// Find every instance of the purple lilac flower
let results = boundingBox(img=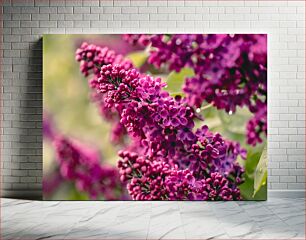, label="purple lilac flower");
[117,150,241,200]
[123,34,151,47]
[247,100,267,146]
[96,63,197,158]
[117,150,171,200]
[189,125,246,185]
[76,42,247,200]
[123,34,198,72]
[92,63,197,159]
[124,34,267,146]
[75,42,135,145]
[75,42,133,77]
[166,171,241,201]
[54,136,127,200]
